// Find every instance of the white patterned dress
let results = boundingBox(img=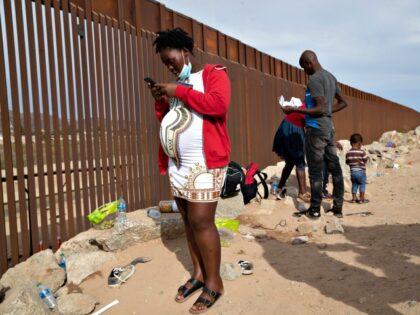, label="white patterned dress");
[159,70,226,202]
